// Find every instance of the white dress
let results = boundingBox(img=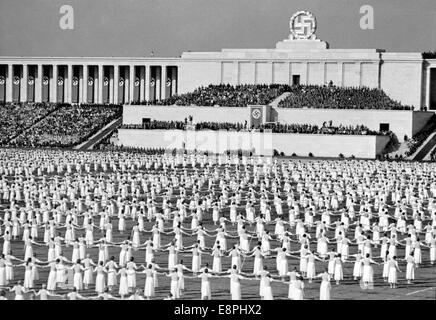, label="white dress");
[95,268,106,293]
[319,276,331,300]
[118,272,129,296]
[144,273,155,297]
